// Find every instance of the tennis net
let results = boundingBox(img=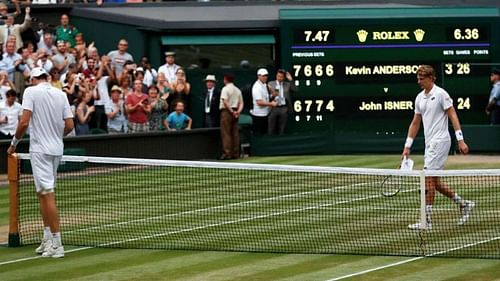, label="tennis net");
[7,153,500,258]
